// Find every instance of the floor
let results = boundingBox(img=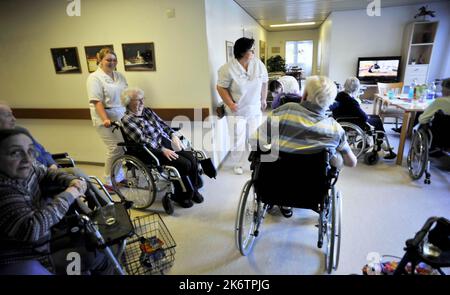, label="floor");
[77,116,450,275]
